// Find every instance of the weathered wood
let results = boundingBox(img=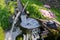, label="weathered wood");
[53,20,60,26]
[37,19,60,26]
